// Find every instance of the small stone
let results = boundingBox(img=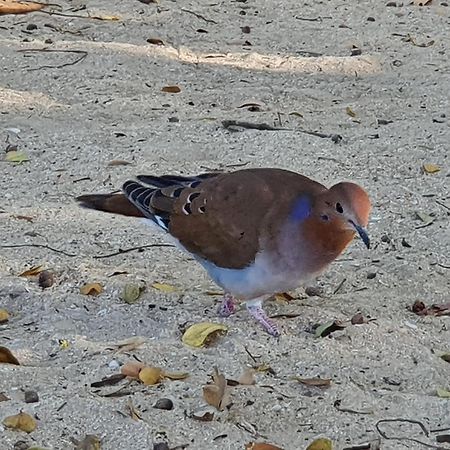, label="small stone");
[24,390,39,403]
[44,38,53,44]
[153,444,170,450]
[240,26,251,33]
[26,24,38,30]
[367,17,375,21]
[13,441,29,450]
[381,234,391,243]
[38,270,55,289]
[153,398,174,410]
[108,360,120,371]
[168,117,179,123]
[366,272,377,279]
[305,286,322,297]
